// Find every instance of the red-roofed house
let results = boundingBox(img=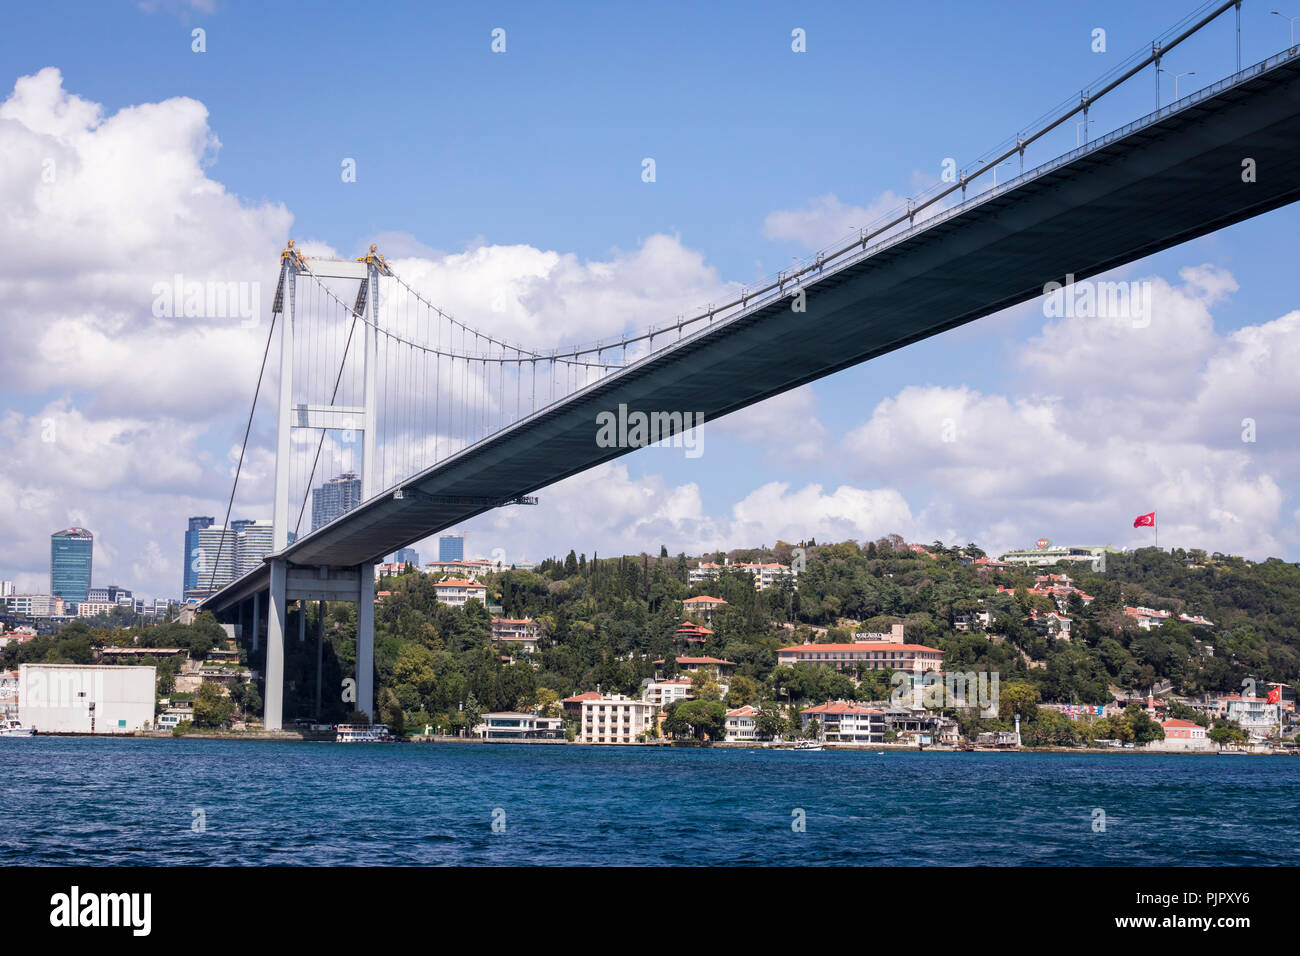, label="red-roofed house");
[561,691,602,716]
[724,705,760,742]
[682,595,728,621]
[800,701,885,743]
[674,621,713,644]
[434,578,487,607]
[673,655,735,674]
